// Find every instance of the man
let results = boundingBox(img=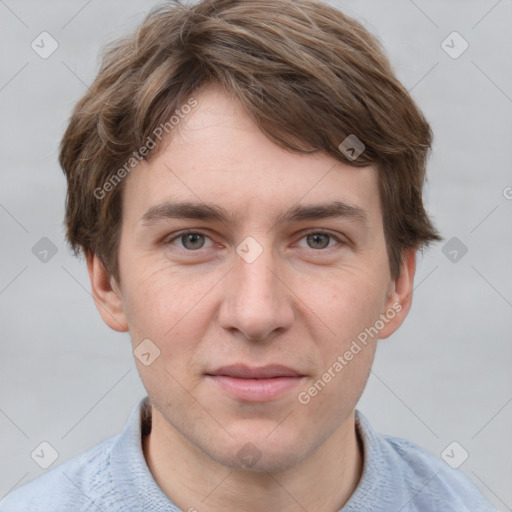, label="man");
[0,0,496,510]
